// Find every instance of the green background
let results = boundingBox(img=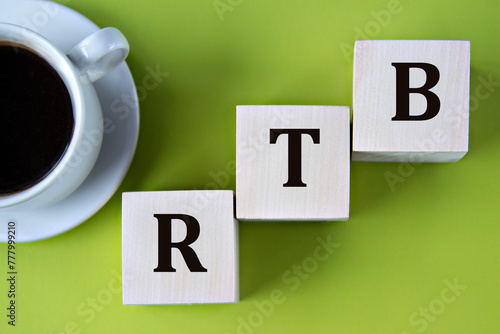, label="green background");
[2,0,500,333]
